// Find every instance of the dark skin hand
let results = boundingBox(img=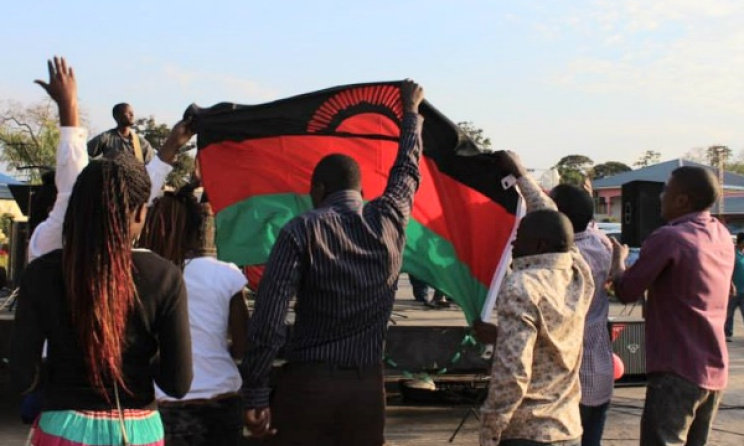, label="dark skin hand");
[473,319,498,344]
[35,56,78,127]
[158,118,194,165]
[401,78,424,114]
[245,407,276,438]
